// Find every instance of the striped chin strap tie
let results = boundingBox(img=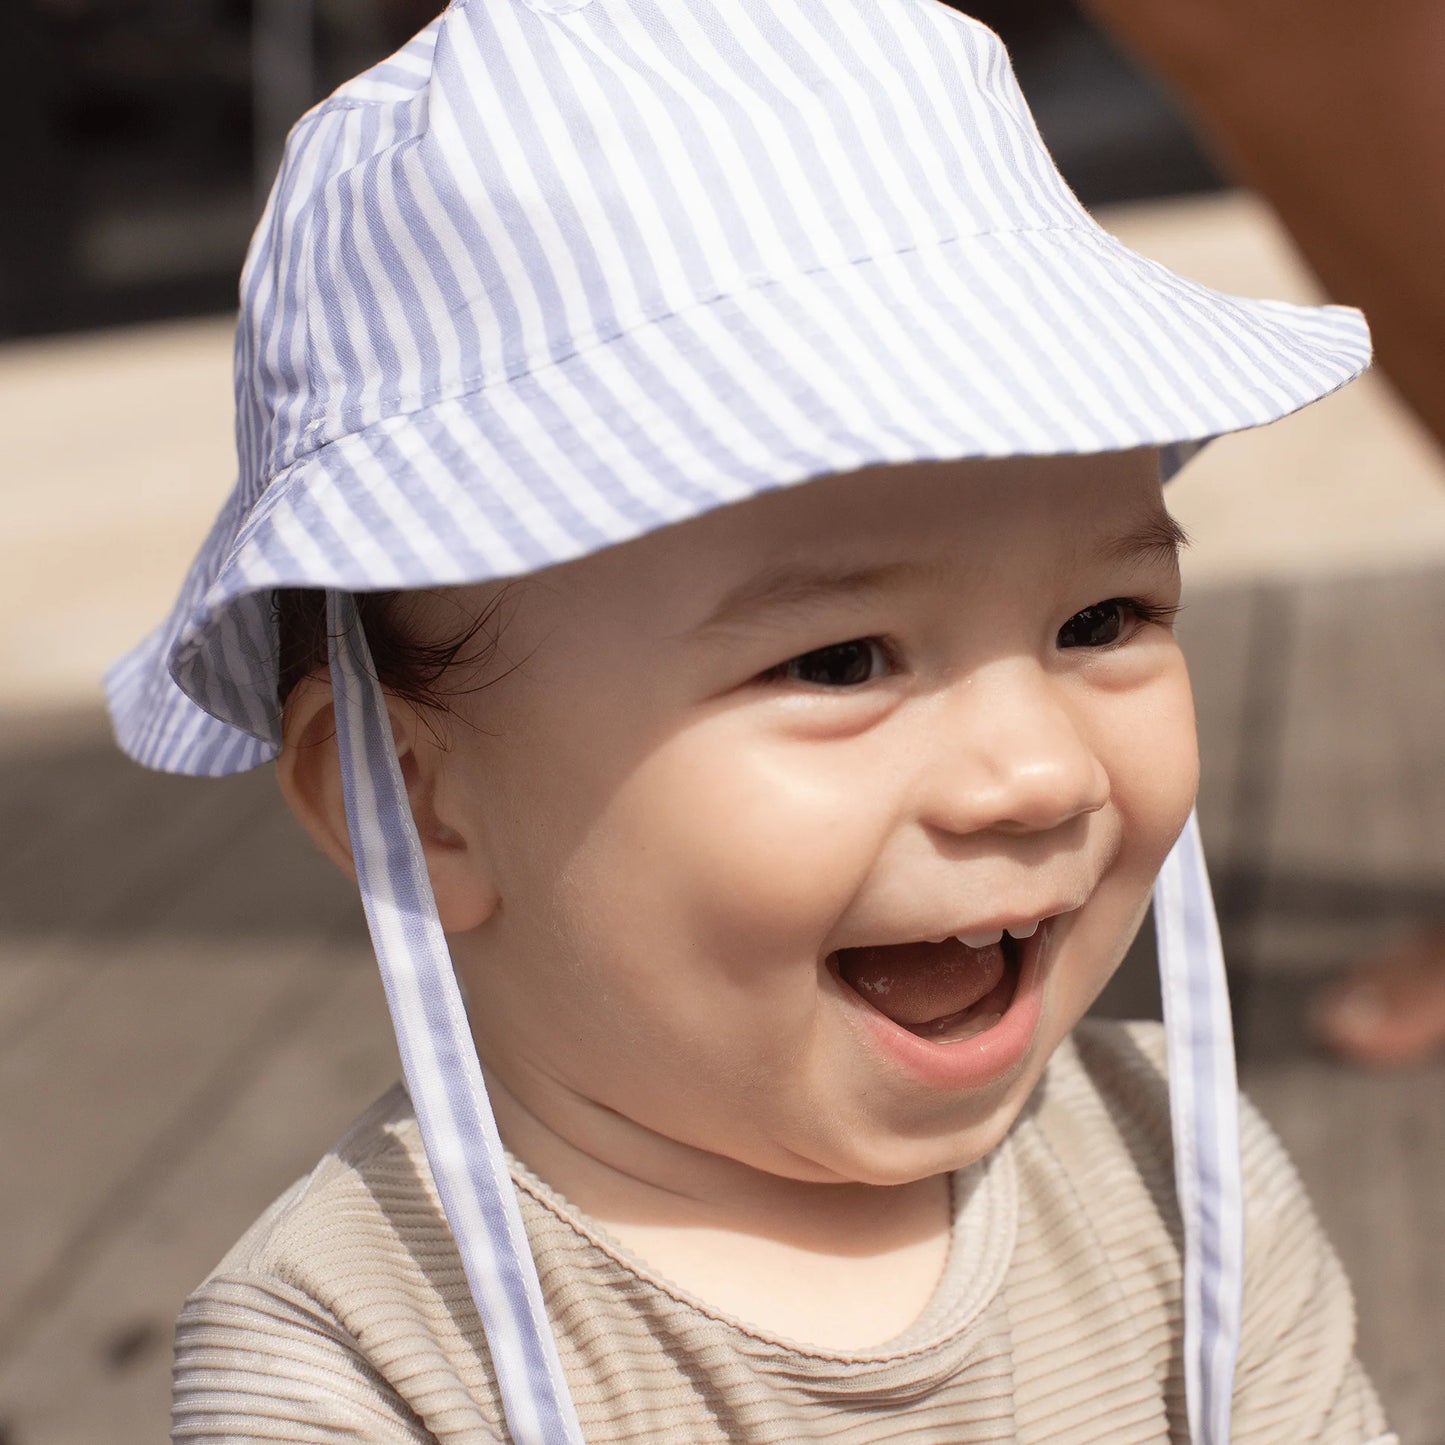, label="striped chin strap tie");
[326,588,1244,1445]
[1153,809,1245,1444]
[327,591,586,1445]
